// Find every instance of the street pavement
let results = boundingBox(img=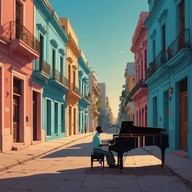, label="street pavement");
[0,127,191,192]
